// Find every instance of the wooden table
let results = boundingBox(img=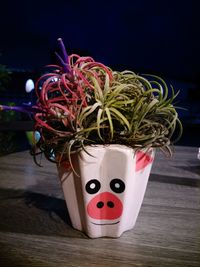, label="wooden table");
[0,146,199,267]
